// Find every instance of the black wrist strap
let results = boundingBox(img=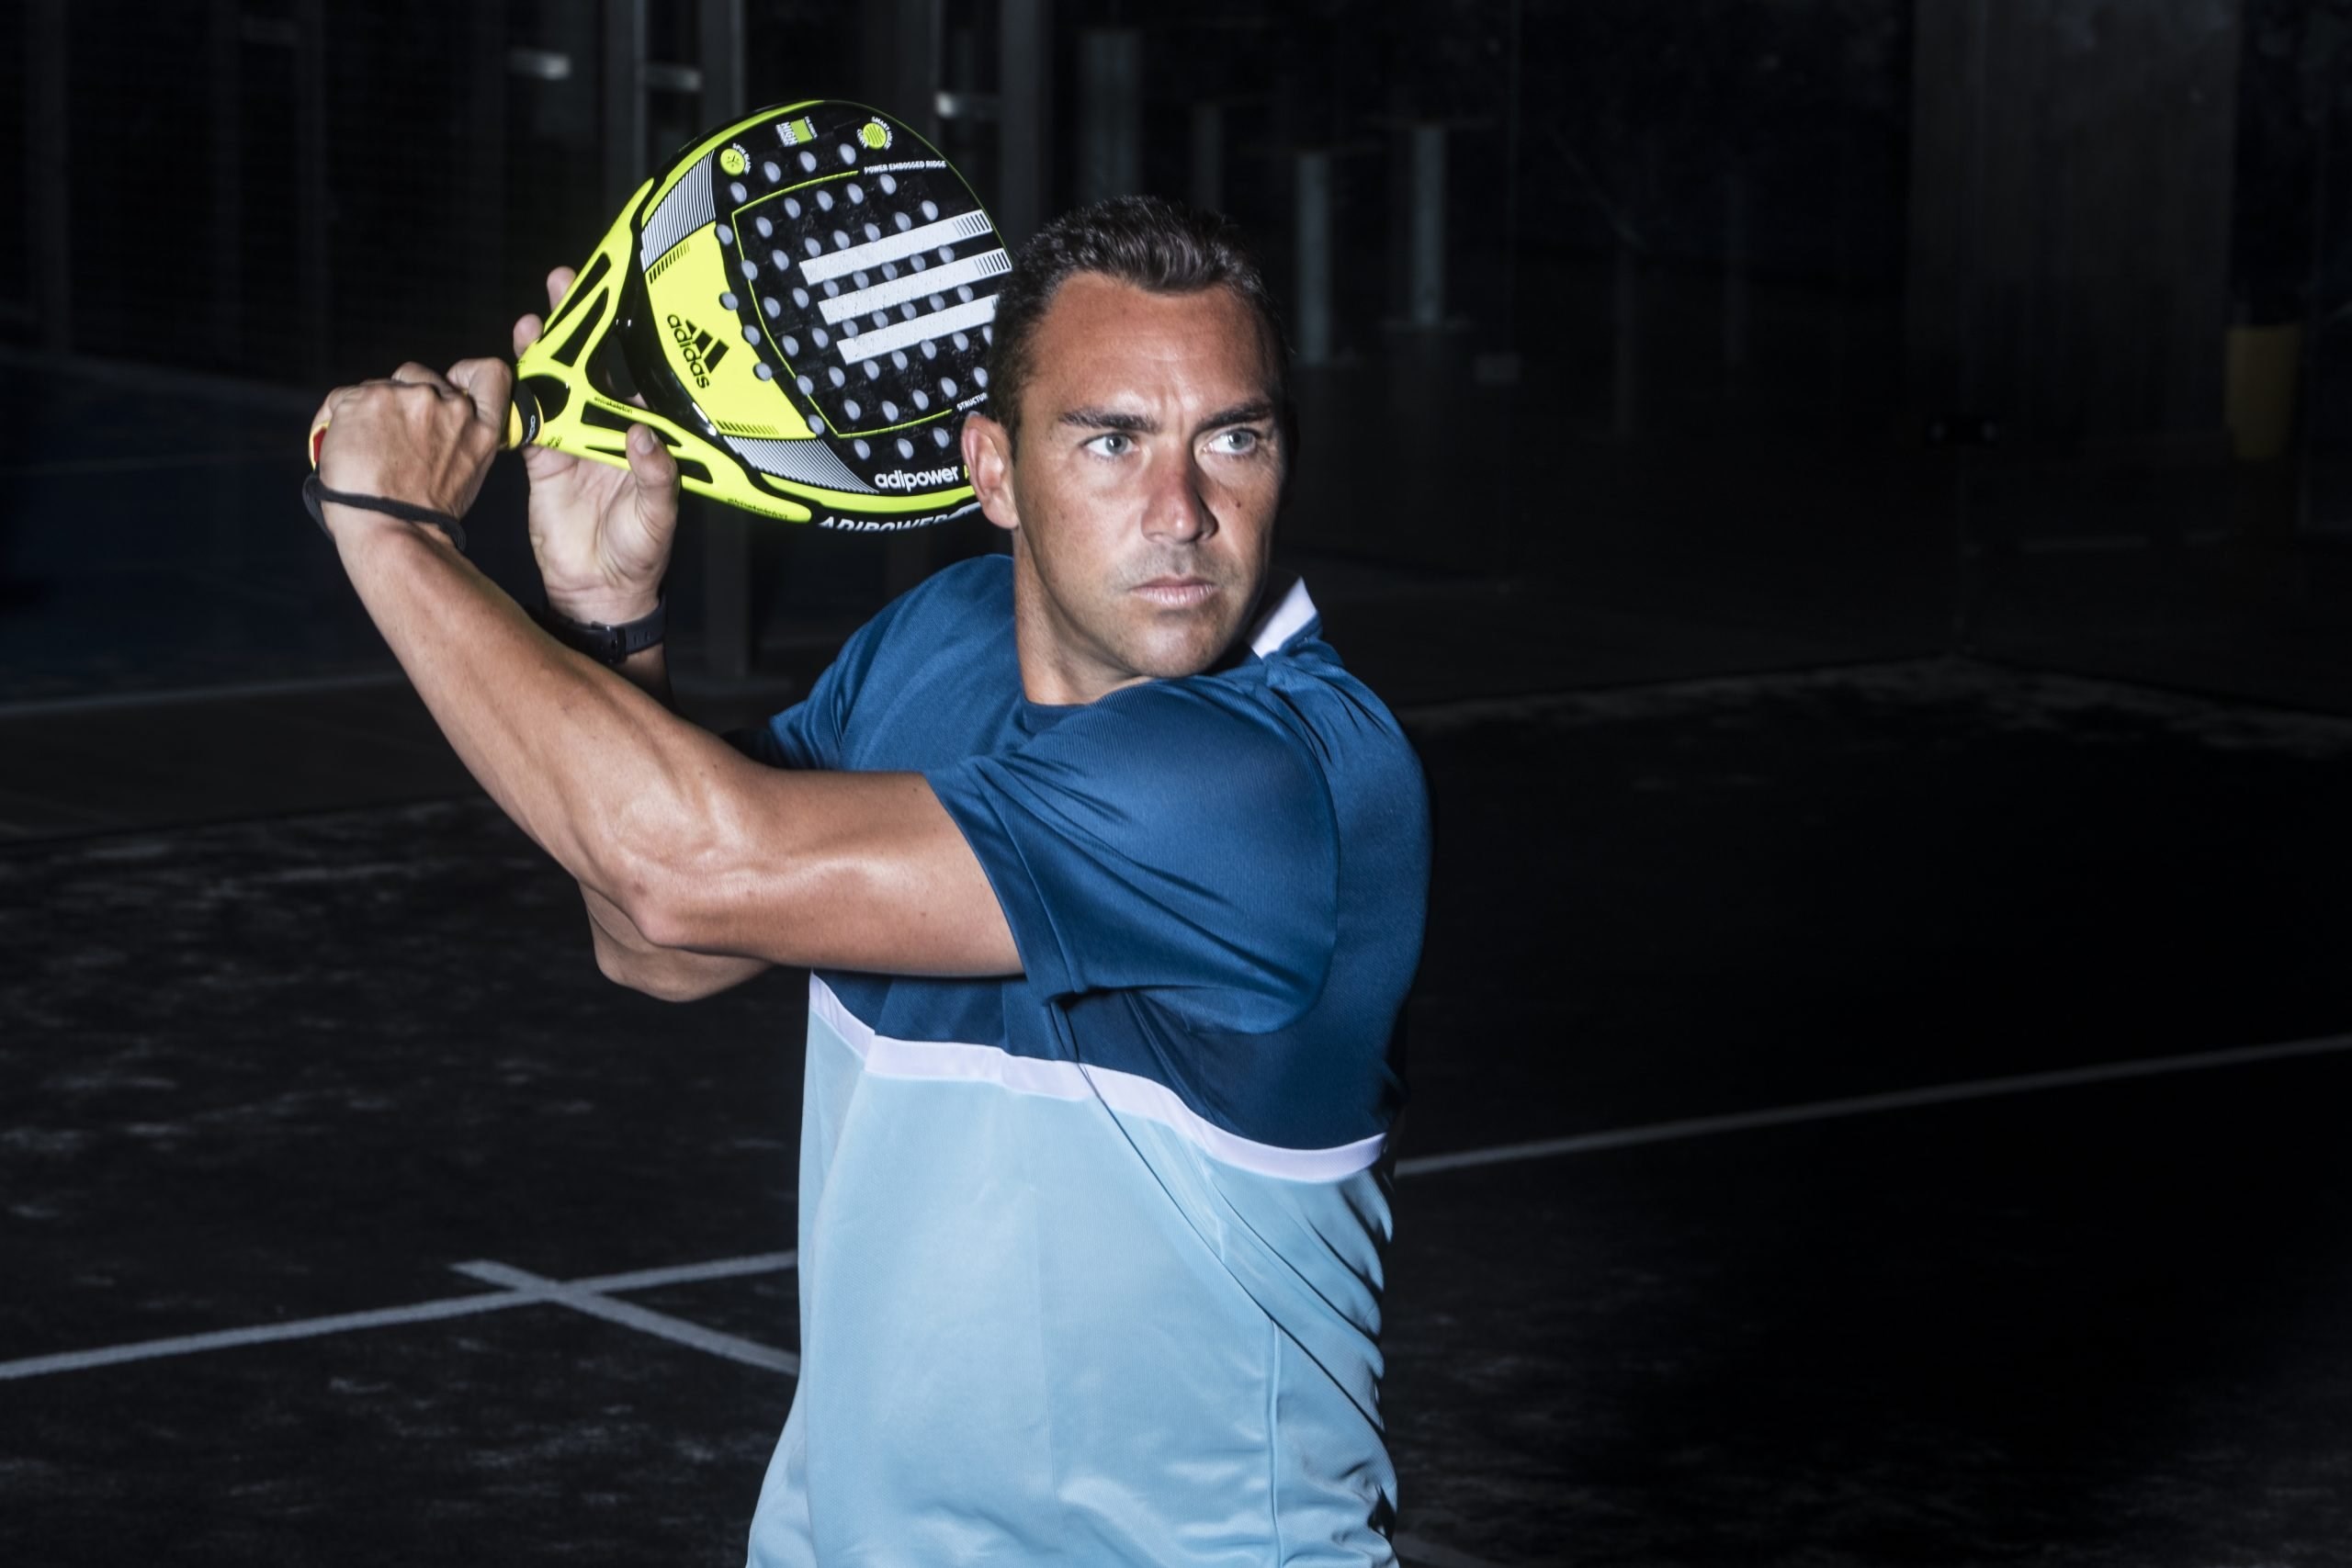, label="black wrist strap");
[303,474,469,553]
[531,598,667,667]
